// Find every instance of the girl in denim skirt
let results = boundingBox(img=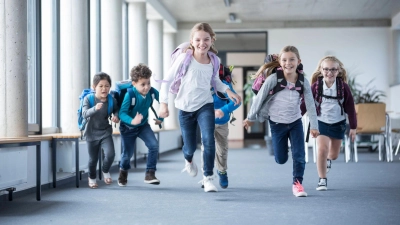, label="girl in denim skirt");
[301,56,357,191]
[244,46,319,197]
